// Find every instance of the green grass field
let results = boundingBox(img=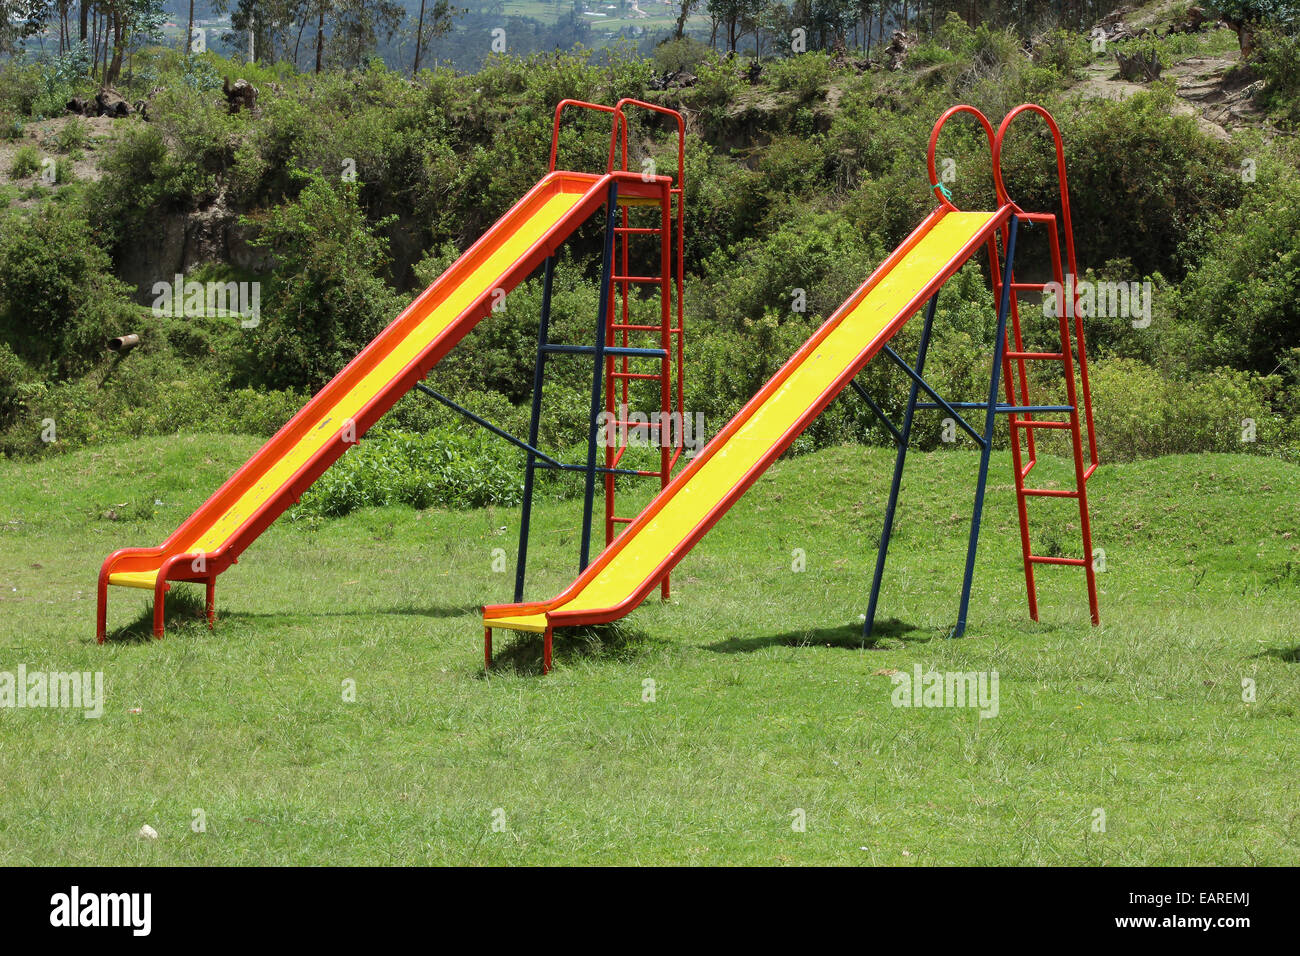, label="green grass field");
[1,435,1297,864]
